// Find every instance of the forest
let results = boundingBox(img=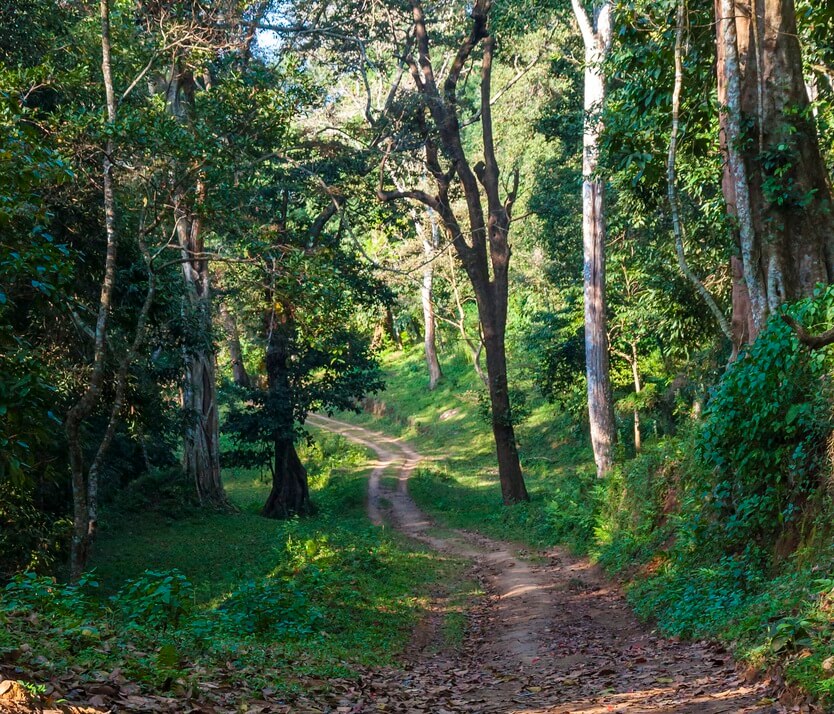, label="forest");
[2,0,834,711]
